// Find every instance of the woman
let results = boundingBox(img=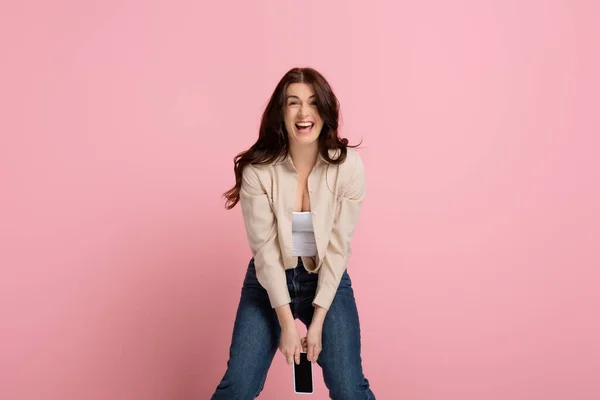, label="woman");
[212,67,375,399]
